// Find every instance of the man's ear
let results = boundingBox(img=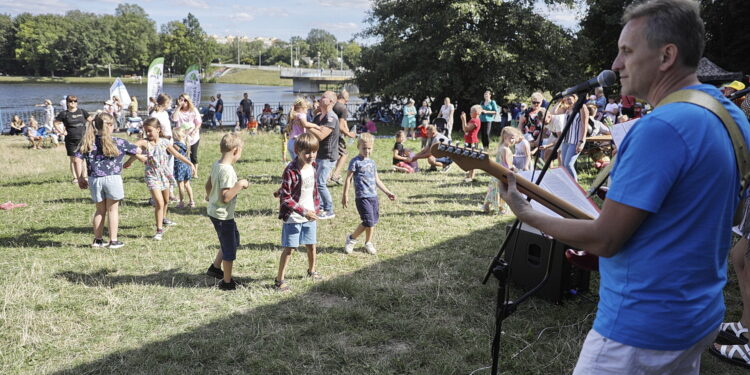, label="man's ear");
[659,43,678,71]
